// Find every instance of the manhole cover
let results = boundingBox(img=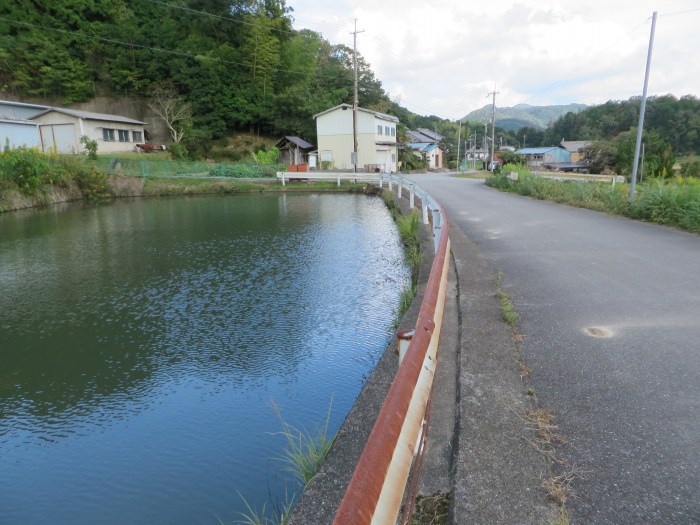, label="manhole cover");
[585,327,613,338]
